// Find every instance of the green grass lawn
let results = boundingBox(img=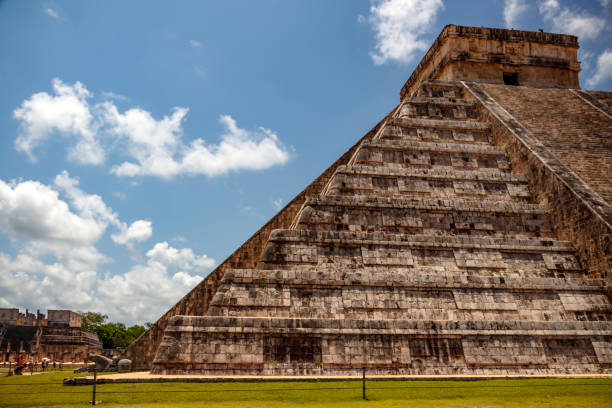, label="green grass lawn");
[0,371,610,407]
